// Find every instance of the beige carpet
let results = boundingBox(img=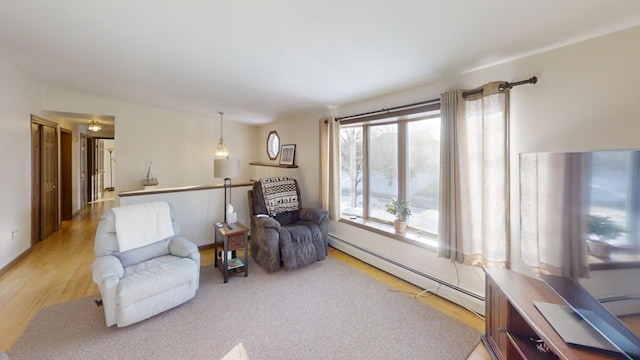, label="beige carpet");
[8,256,480,359]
